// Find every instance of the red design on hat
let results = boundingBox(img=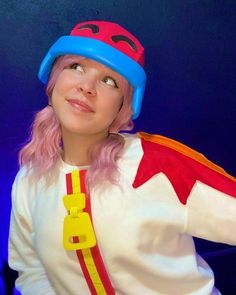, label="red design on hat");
[70,20,144,67]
